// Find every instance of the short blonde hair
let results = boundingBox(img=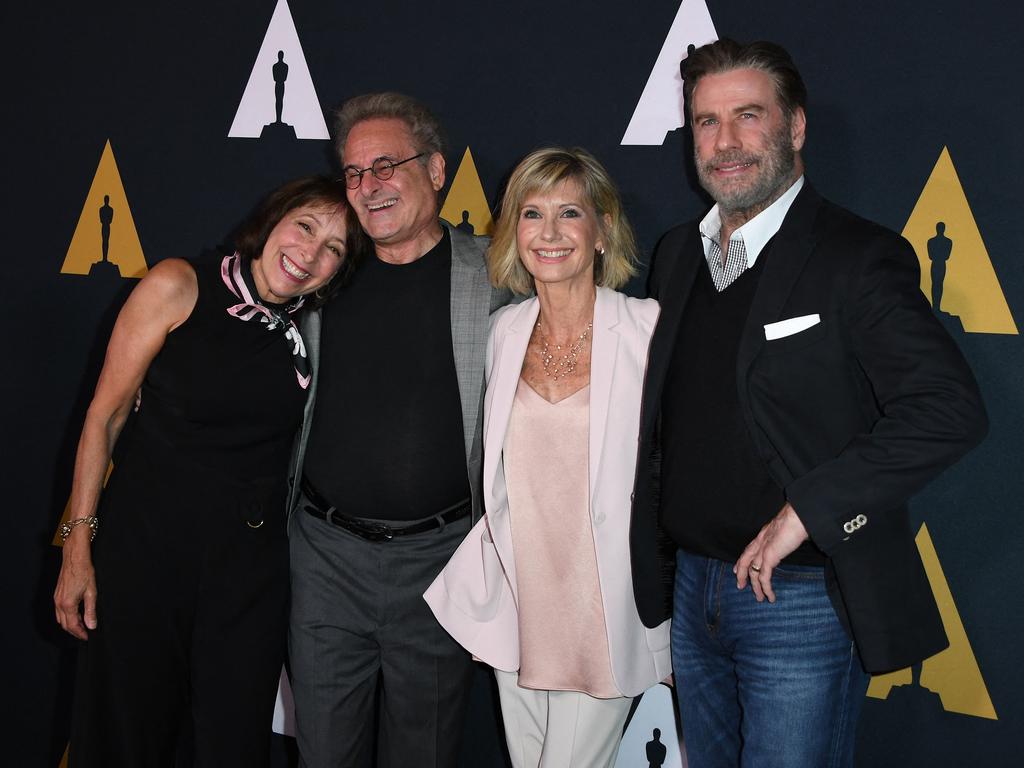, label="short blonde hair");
[488,147,639,294]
